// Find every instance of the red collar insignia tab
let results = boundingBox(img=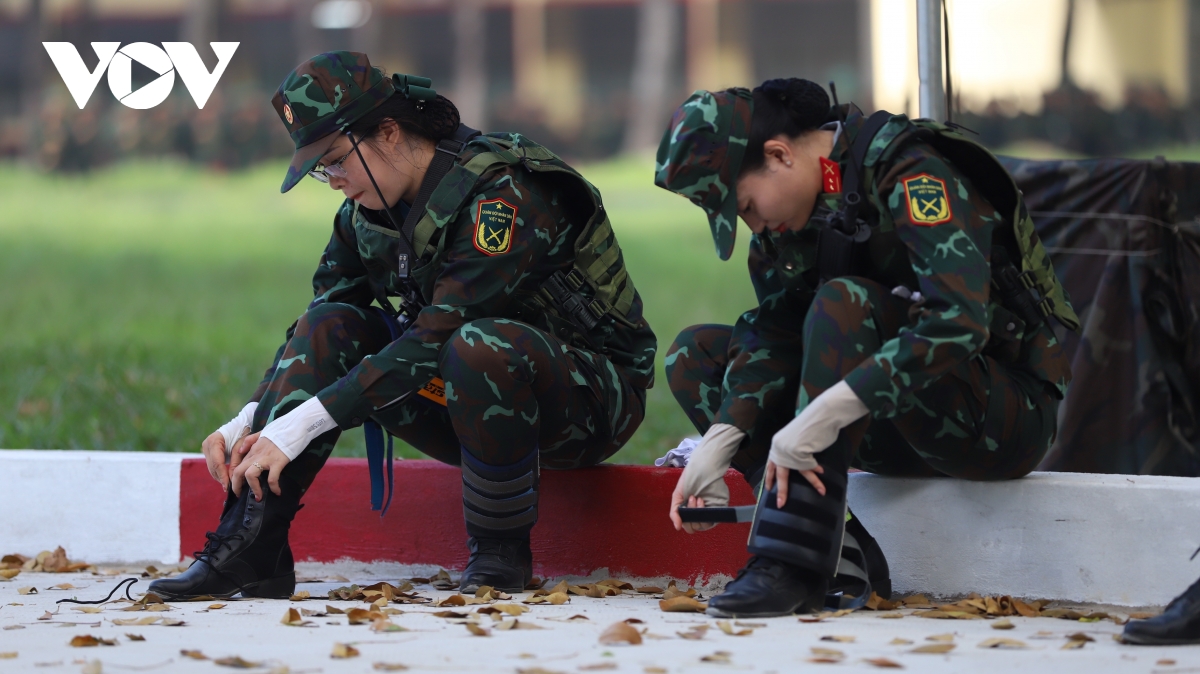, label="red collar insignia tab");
[819,157,842,193]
